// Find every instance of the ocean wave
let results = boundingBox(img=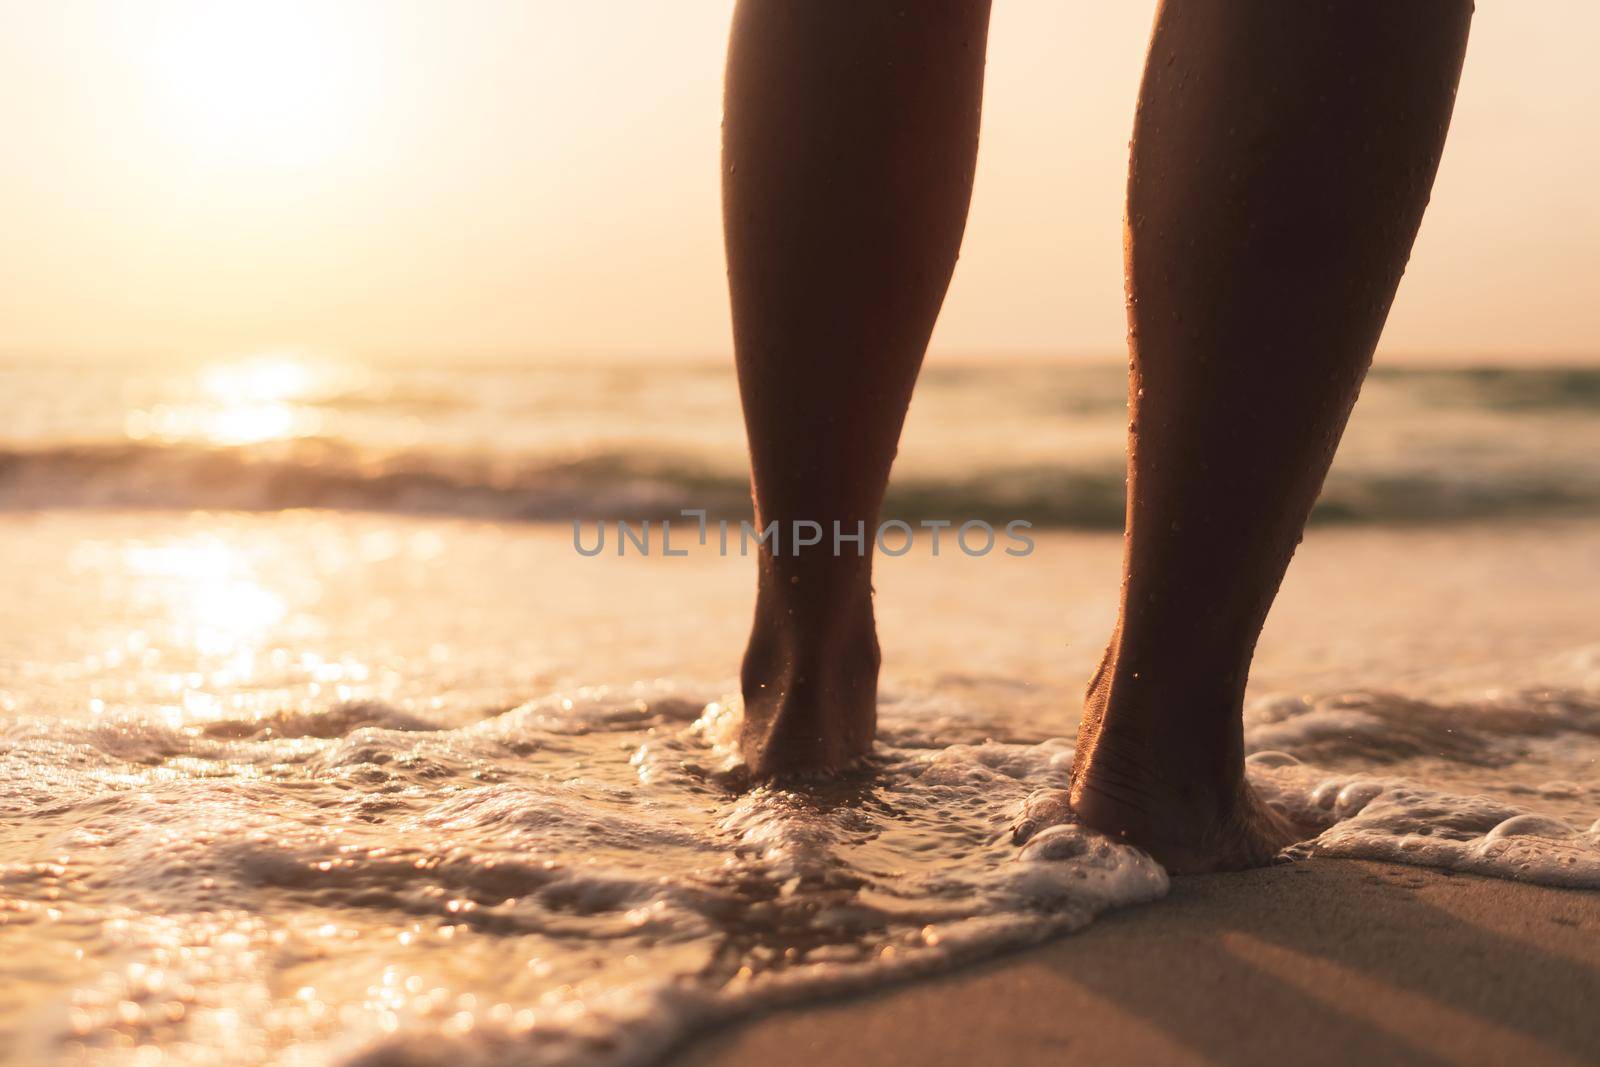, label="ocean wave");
[1380,365,1600,411]
[1,439,1597,526]
[0,687,1169,1067]
[2,667,1598,1066]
